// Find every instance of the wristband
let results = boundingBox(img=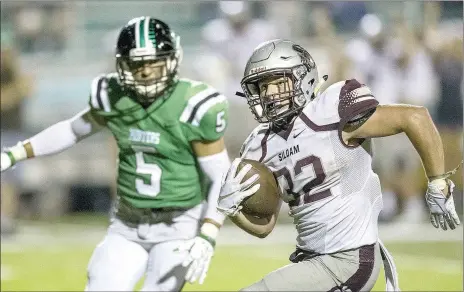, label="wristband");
[200,222,220,247]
